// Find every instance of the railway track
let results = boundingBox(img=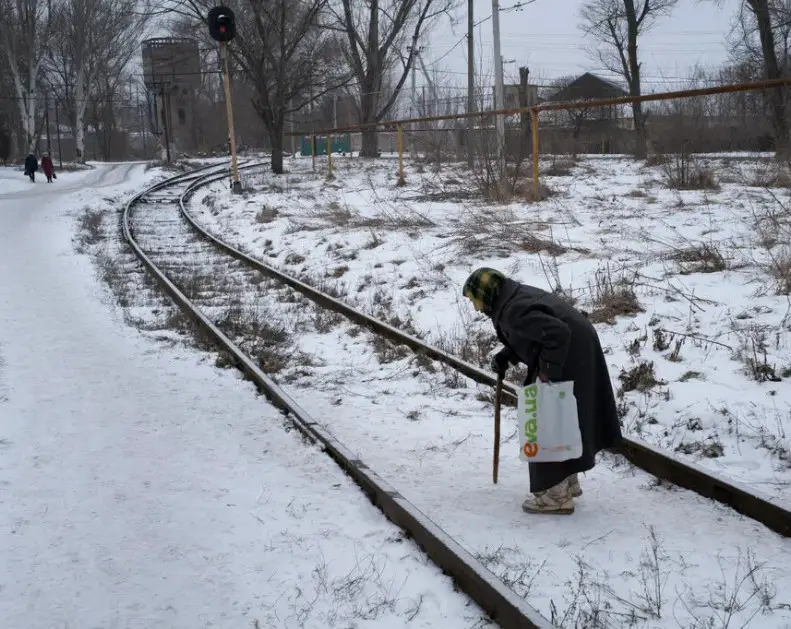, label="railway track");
[123,164,791,628]
[124,164,554,629]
